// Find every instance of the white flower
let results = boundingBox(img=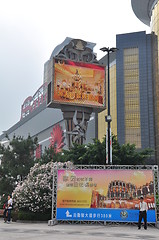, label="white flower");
[13,161,73,213]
